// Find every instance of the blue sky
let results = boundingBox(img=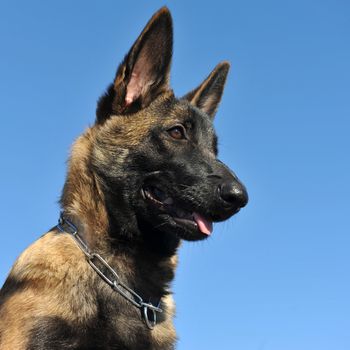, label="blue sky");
[1,1,349,349]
